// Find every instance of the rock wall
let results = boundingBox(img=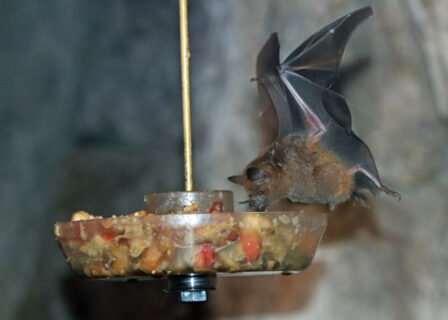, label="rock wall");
[1,1,447,319]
